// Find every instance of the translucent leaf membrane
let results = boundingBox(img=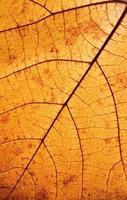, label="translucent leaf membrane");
[0,1,127,200]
